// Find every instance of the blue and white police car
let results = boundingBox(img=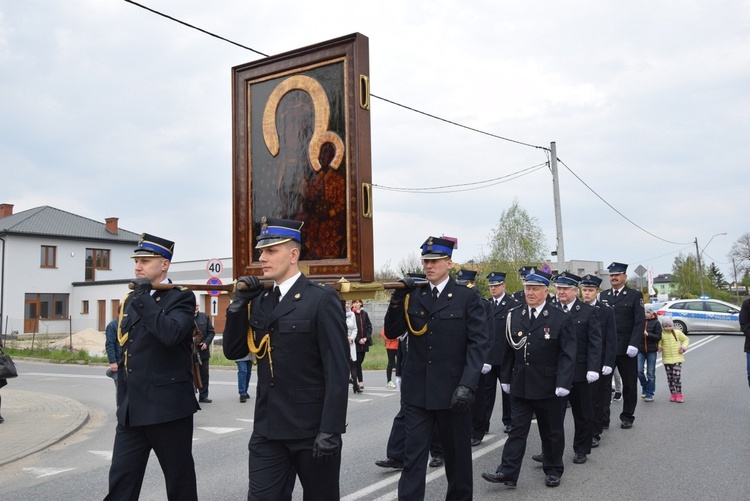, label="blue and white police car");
[656,299,741,334]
